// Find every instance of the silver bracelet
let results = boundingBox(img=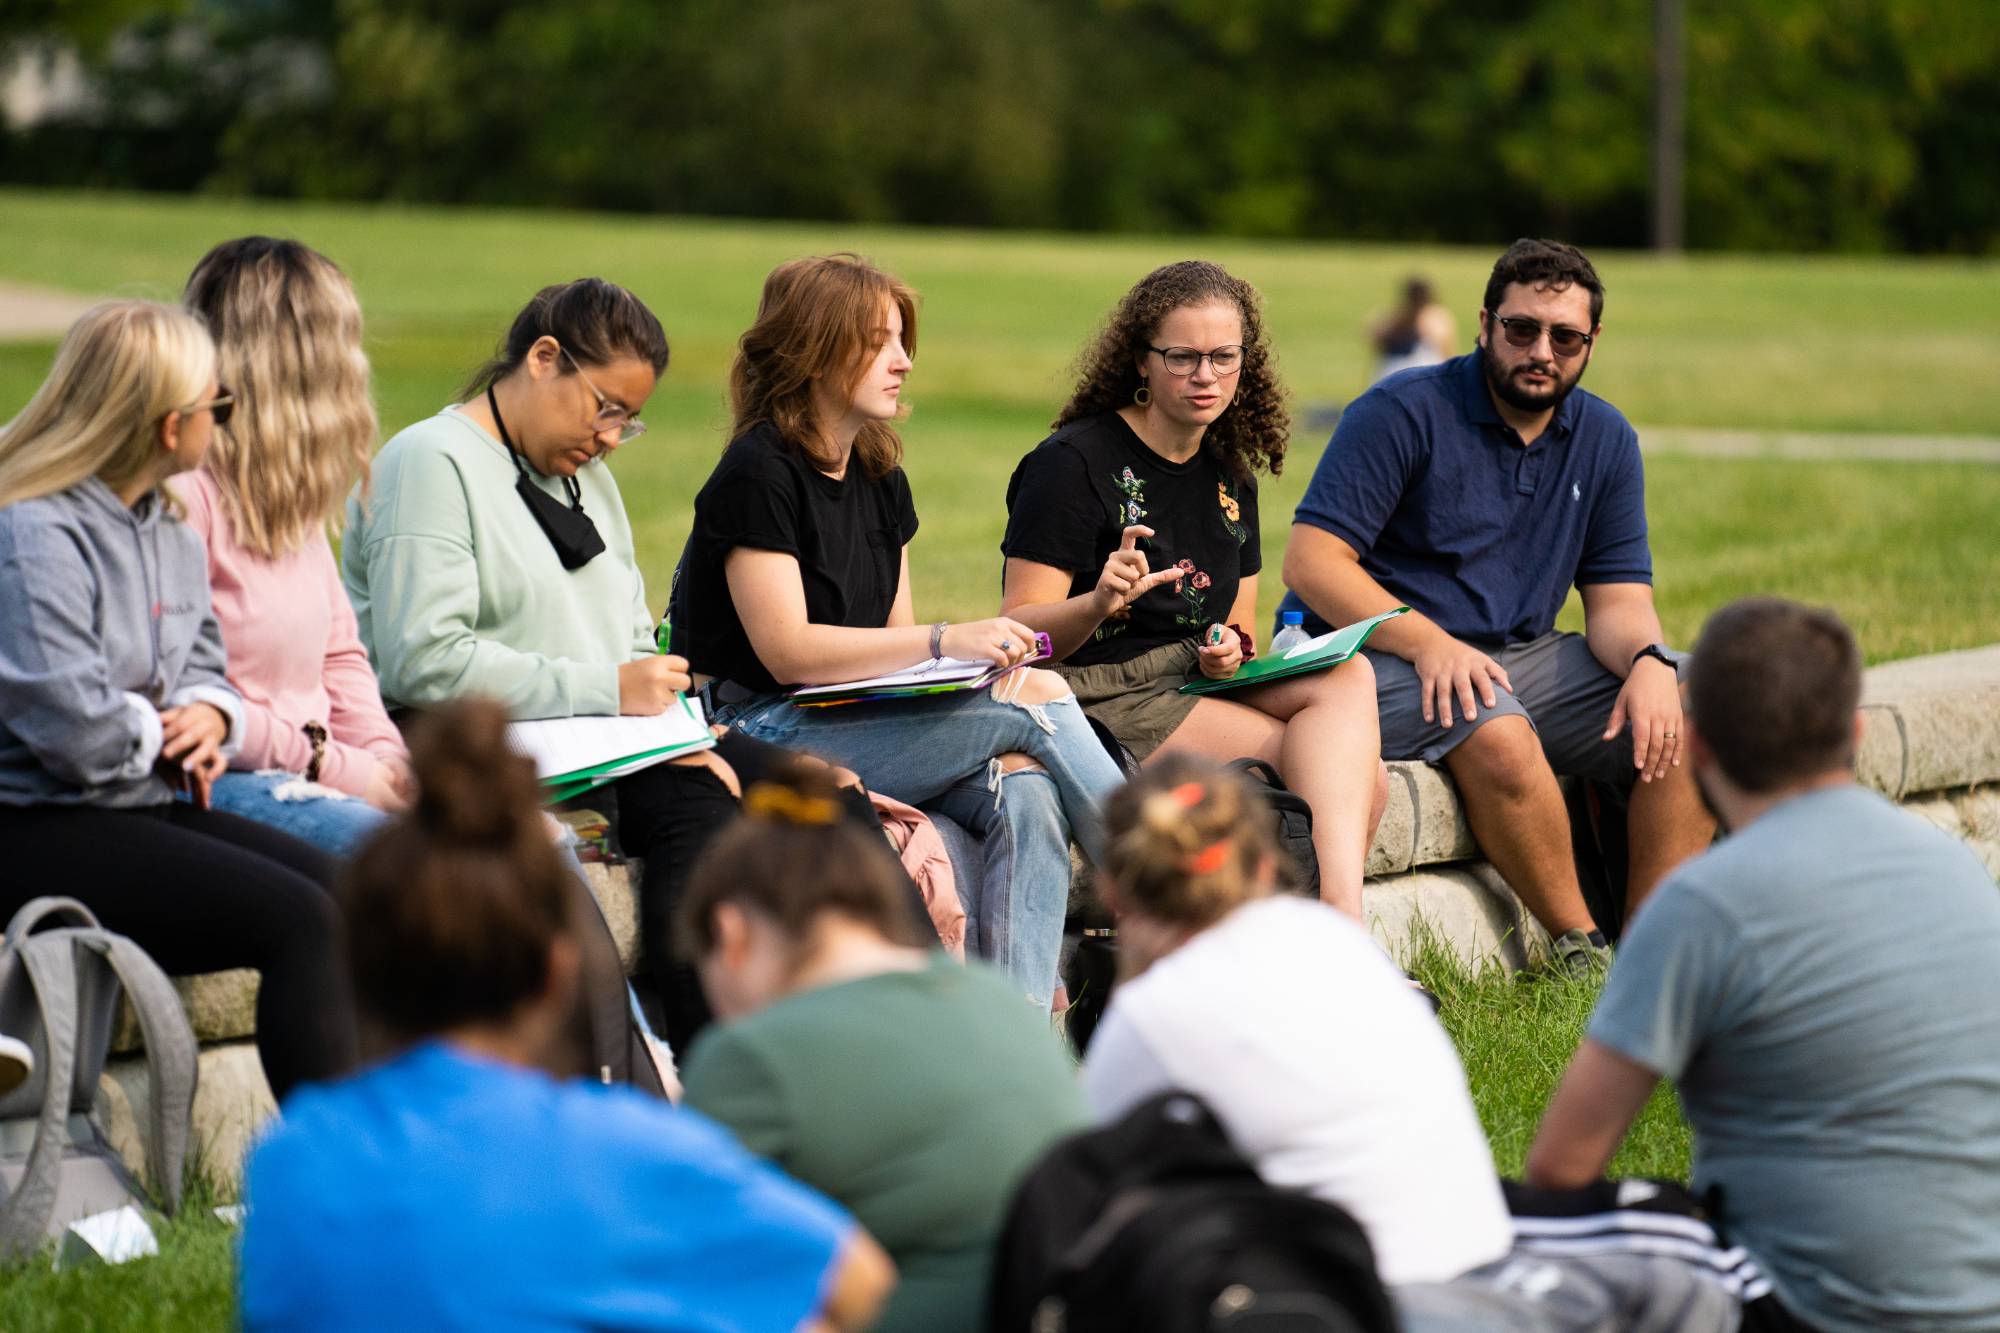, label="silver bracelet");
[930,621,948,659]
